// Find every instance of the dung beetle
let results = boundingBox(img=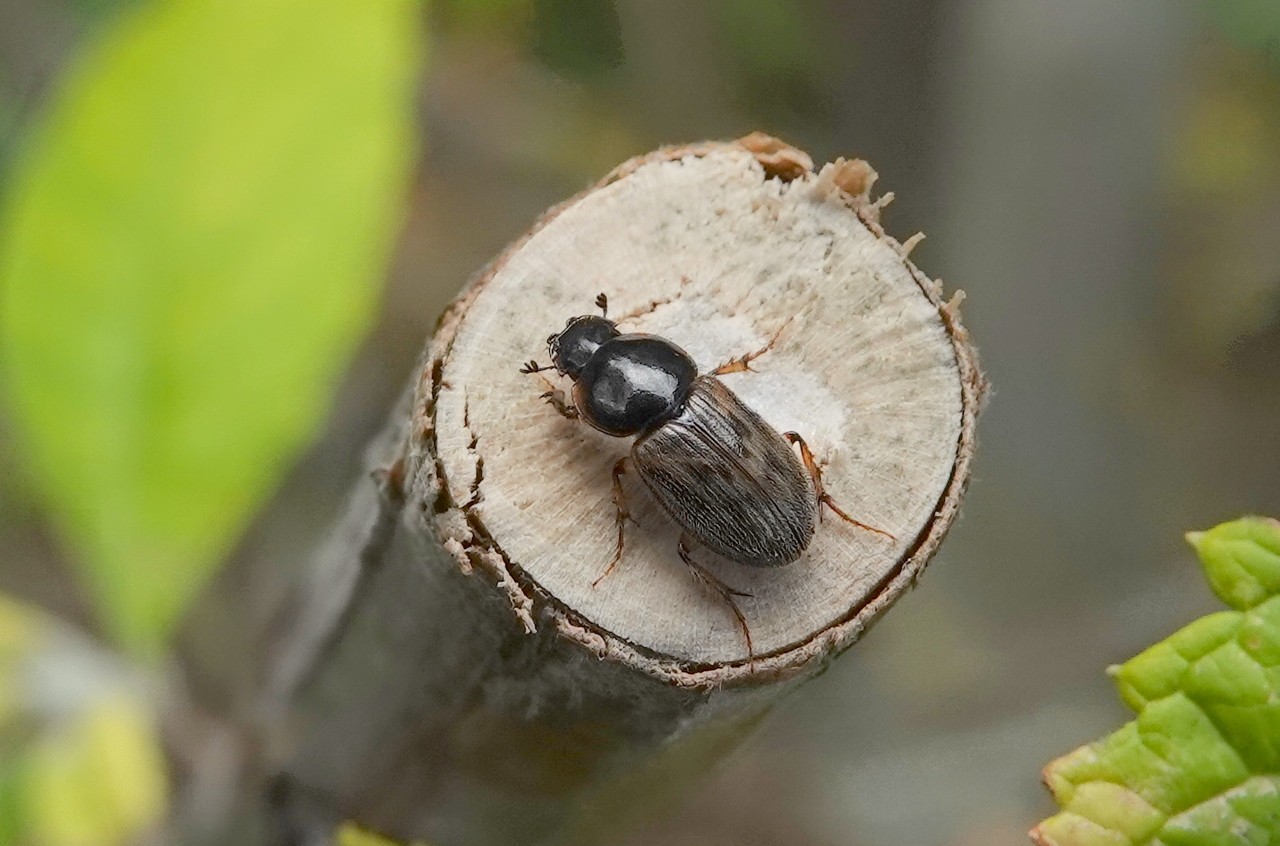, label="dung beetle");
[521,293,894,660]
